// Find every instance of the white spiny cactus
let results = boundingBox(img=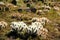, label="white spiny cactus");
[0,21,8,29]
[10,21,48,38]
[10,21,28,31]
[32,17,50,25]
[37,28,48,37]
[18,21,28,31]
[10,22,19,30]
[27,22,43,34]
[31,22,43,30]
